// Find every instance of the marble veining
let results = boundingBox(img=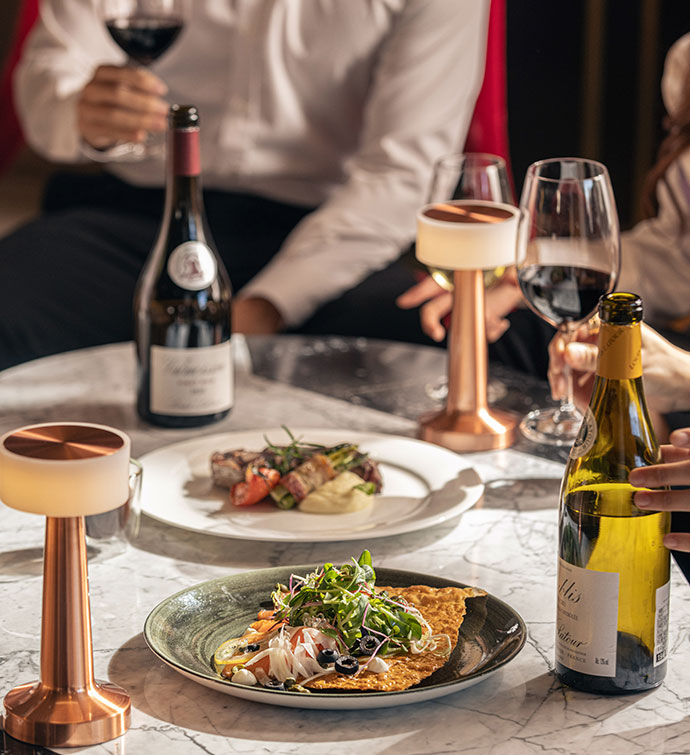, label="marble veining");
[0,340,688,755]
